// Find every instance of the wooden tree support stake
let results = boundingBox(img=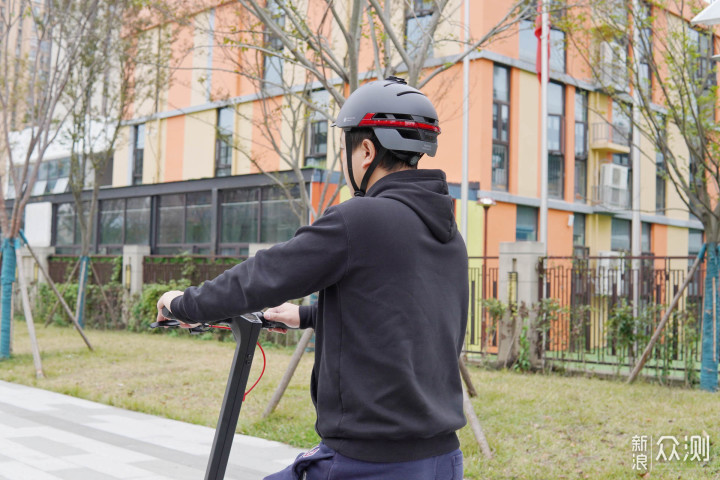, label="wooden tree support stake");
[15,246,44,378]
[463,382,492,459]
[20,237,93,351]
[44,259,80,327]
[627,246,705,383]
[262,328,314,418]
[459,355,478,397]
